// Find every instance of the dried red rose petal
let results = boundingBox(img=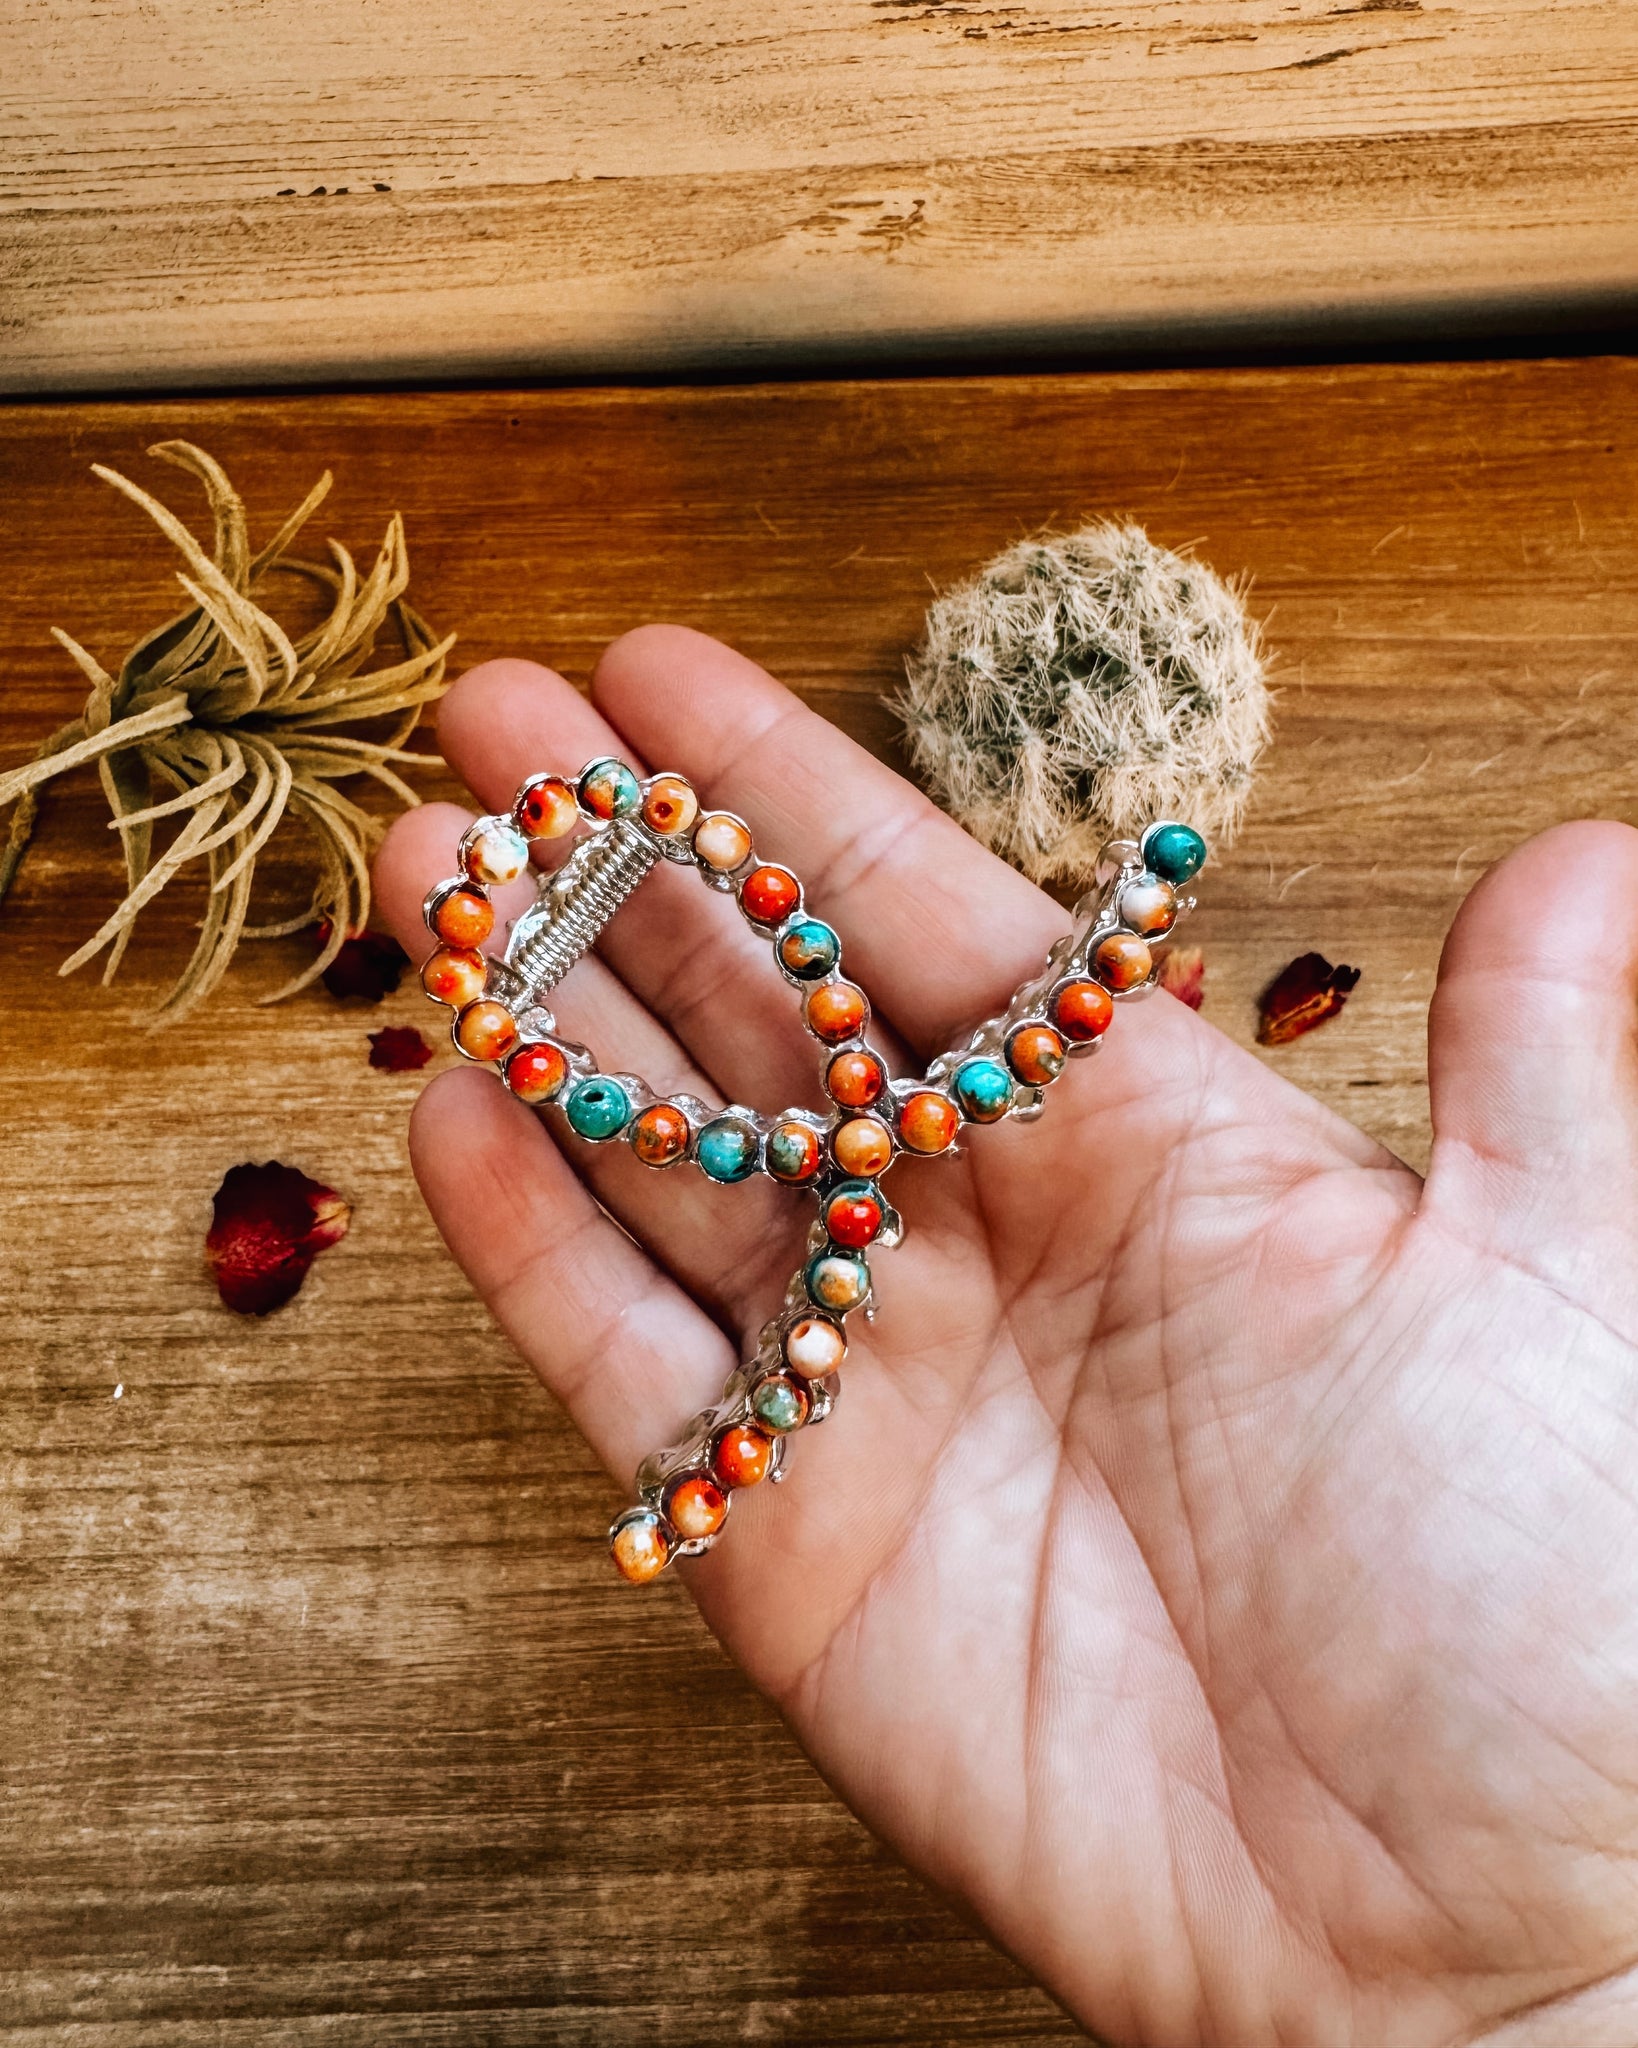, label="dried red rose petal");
[1257,952,1361,1046]
[316,922,408,1002]
[1157,946,1205,1012]
[206,1162,352,1316]
[368,1025,433,1072]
